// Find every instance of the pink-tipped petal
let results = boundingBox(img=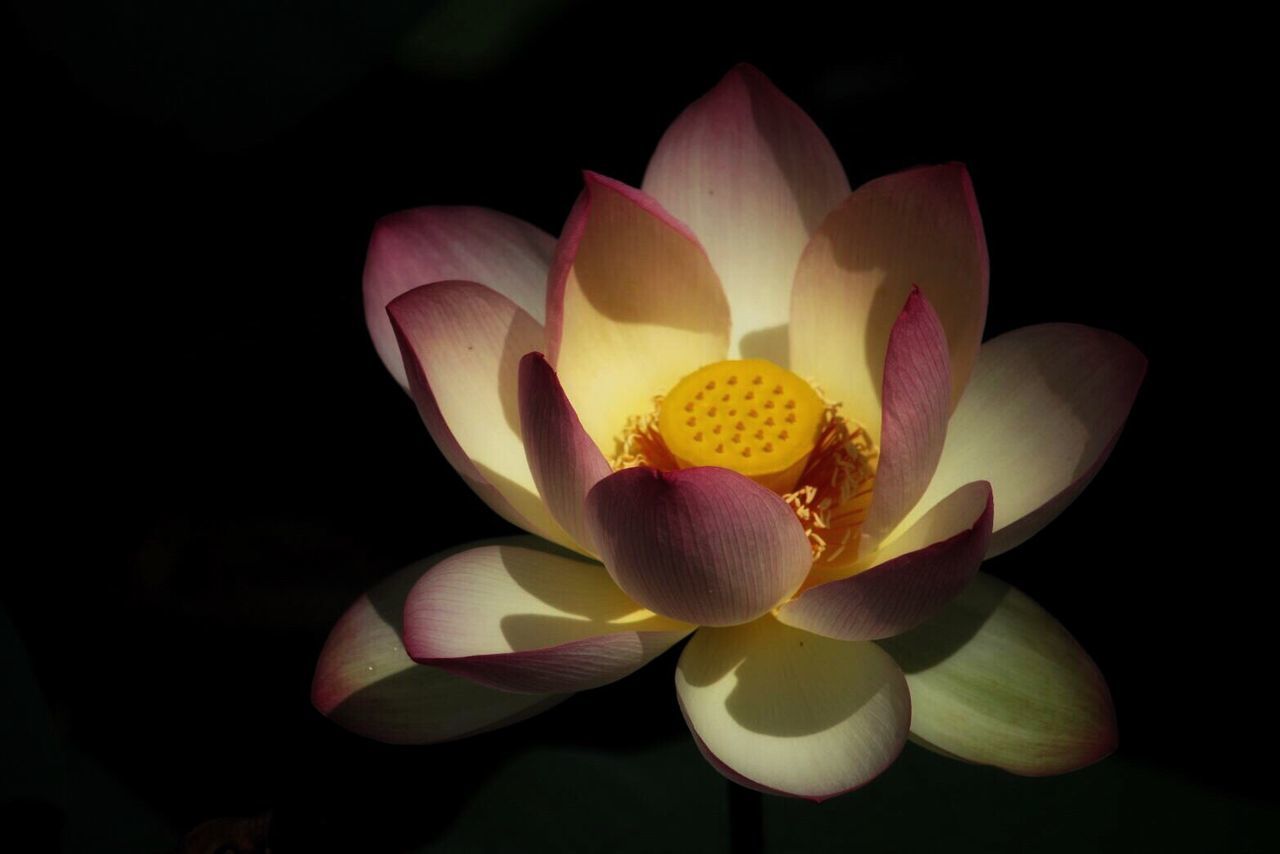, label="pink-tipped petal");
[791,164,989,442]
[364,207,554,388]
[641,64,850,364]
[863,287,952,543]
[311,550,563,744]
[402,539,691,693]
[518,353,613,552]
[676,617,910,800]
[584,467,812,626]
[545,172,730,455]
[882,572,1118,776]
[895,324,1146,557]
[777,482,992,641]
[388,281,578,552]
